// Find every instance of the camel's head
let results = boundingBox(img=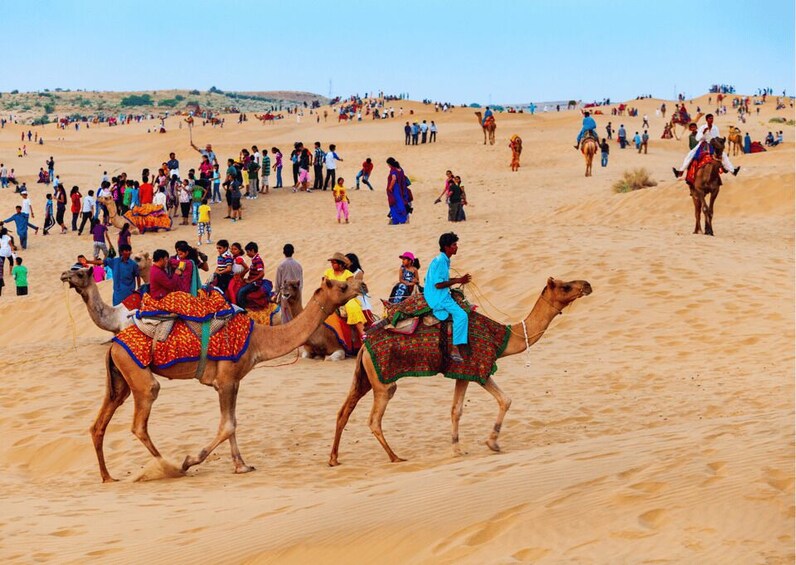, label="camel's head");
[543,278,593,312]
[97,195,114,207]
[279,280,302,304]
[133,252,152,283]
[710,136,726,156]
[318,273,363,307]
[60,267,95,291]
